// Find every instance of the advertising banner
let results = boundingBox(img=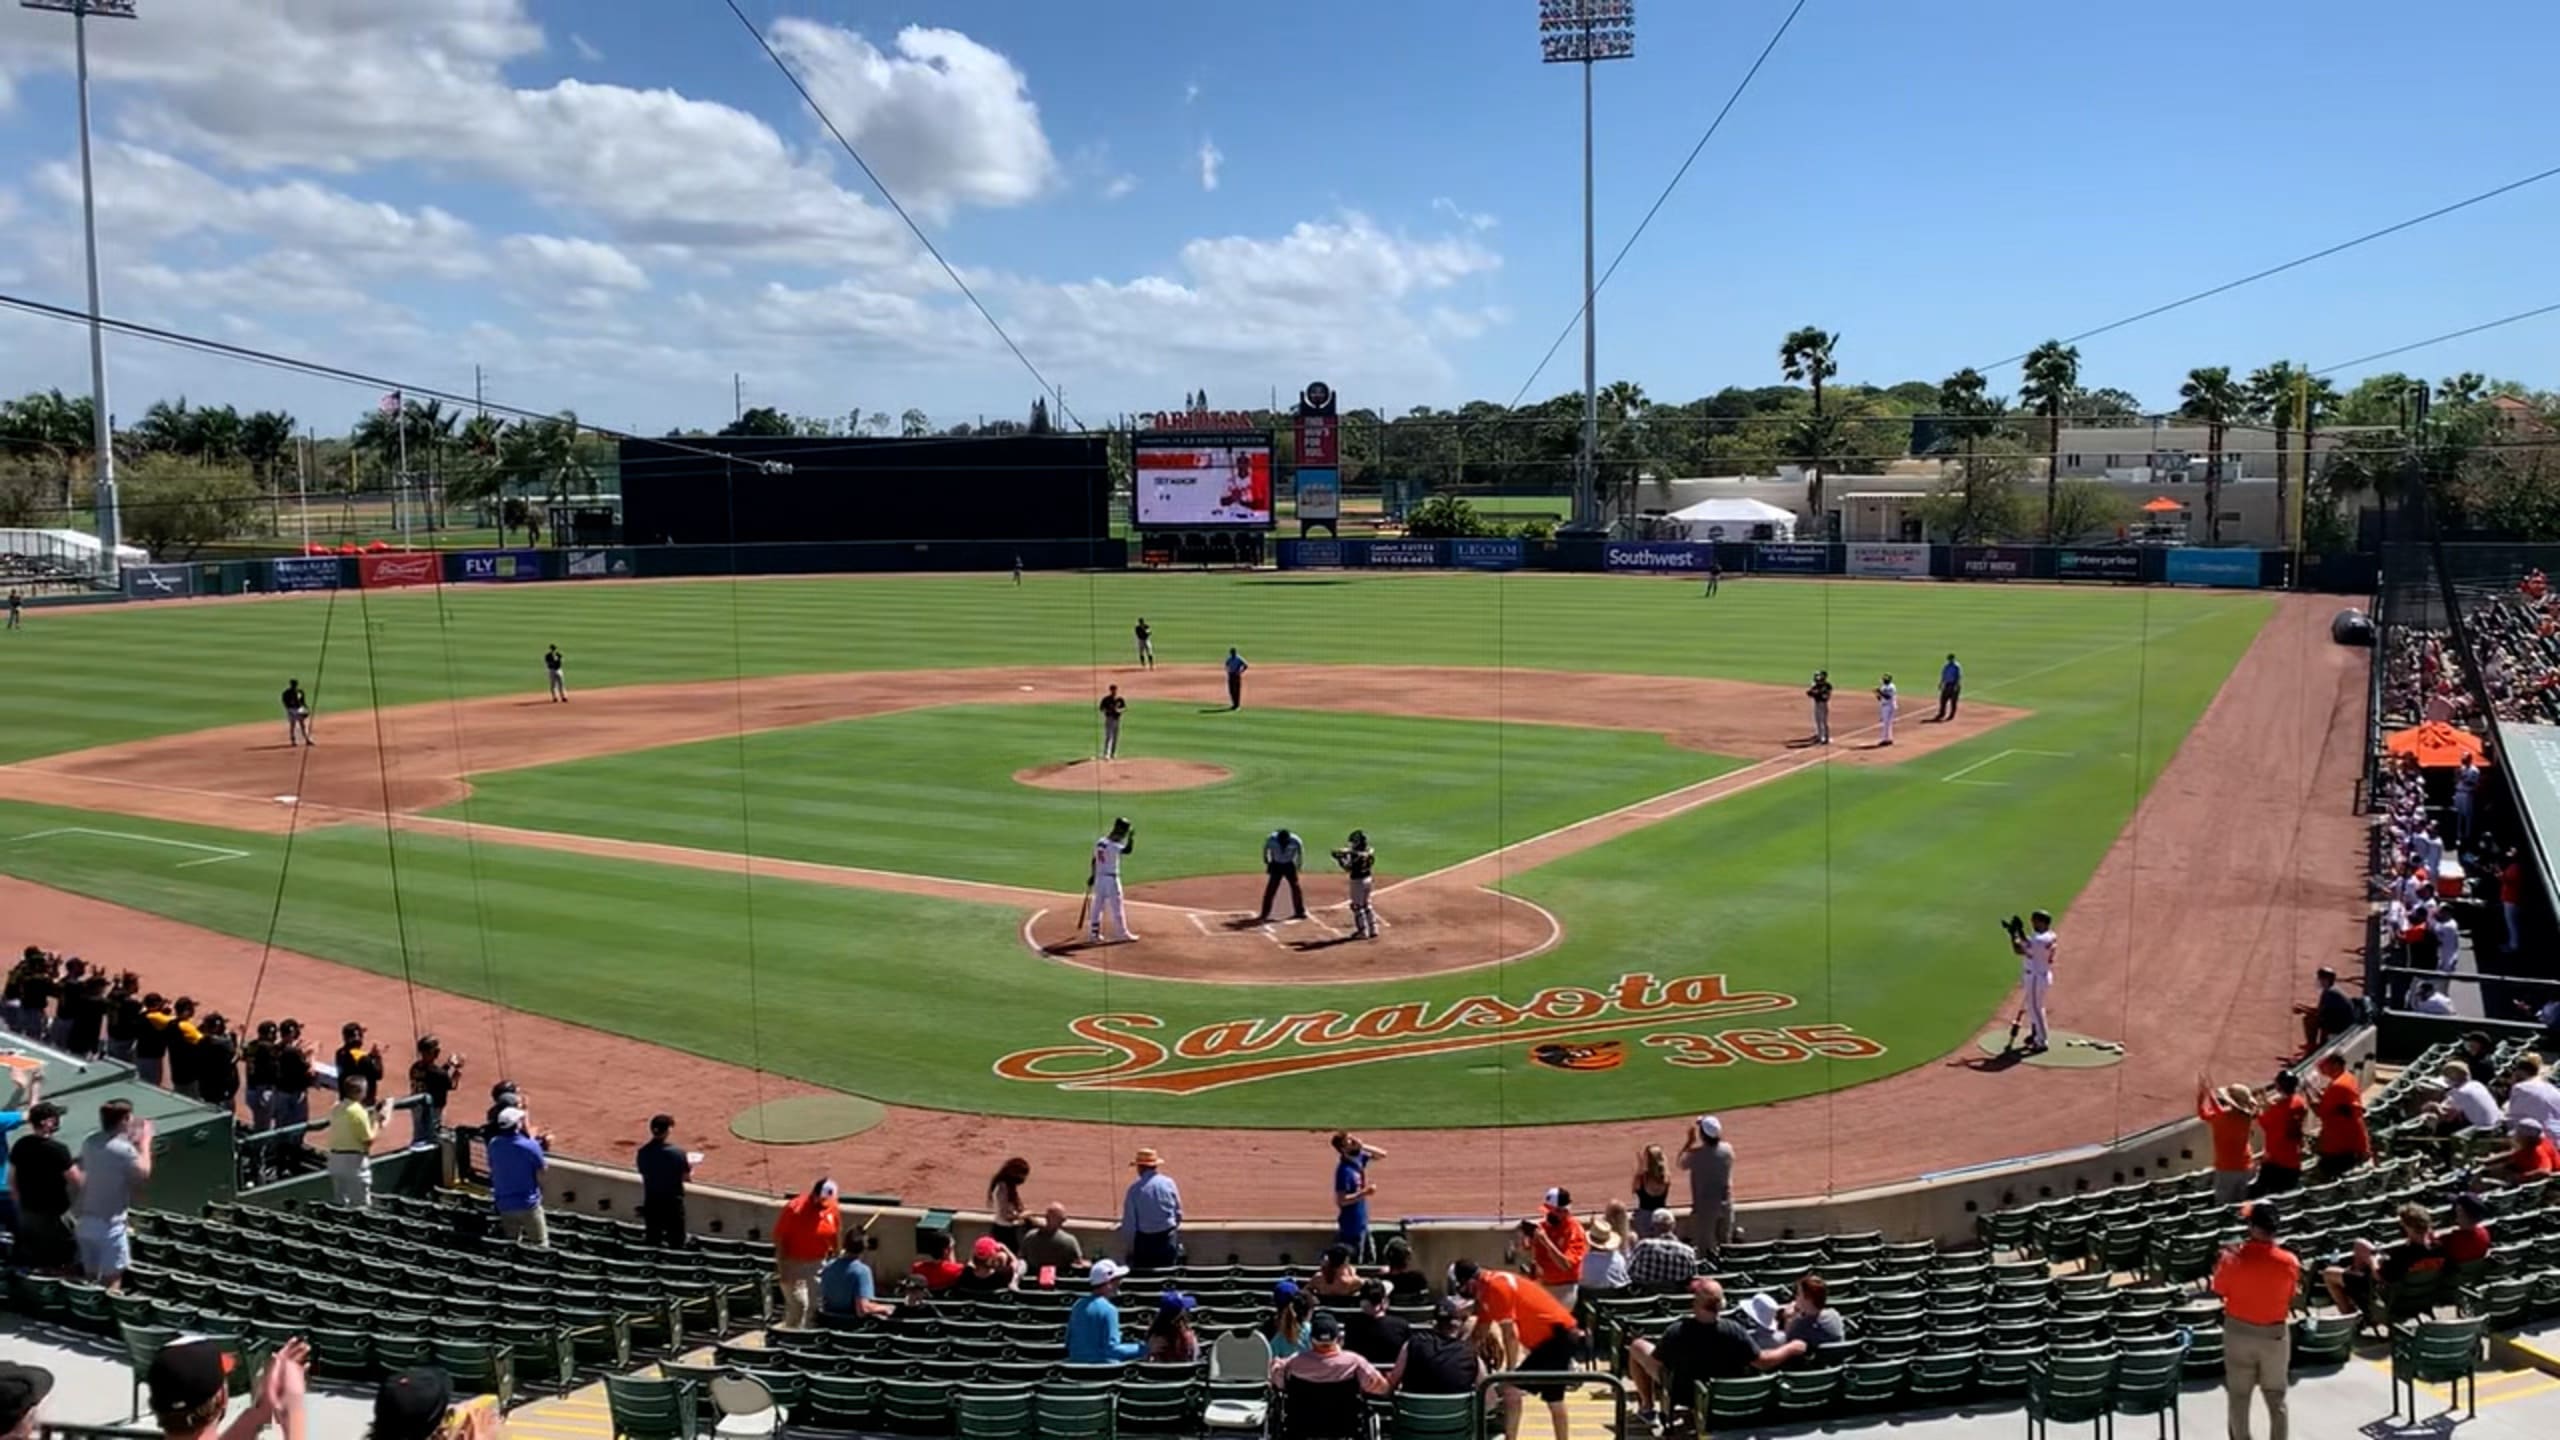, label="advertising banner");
[1282,539,1343,569]
[1603,541,1707,574]
[2056,547,2144,582]
[1451,537,1524,571]
[1753,542,1831,575]
[1844,542,1929,578]
[1294,466,1340,524]
[456,549,543,583]
[1133,432,1273,527]
[1952,545,2032,580]
[1294,412,1338,467]
[1364,539,1444,567]
[268,556,343,592]
[359,551,440,589]
[121,563,194,601]
[564,548,634,580]
[2164,548,2262,589]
